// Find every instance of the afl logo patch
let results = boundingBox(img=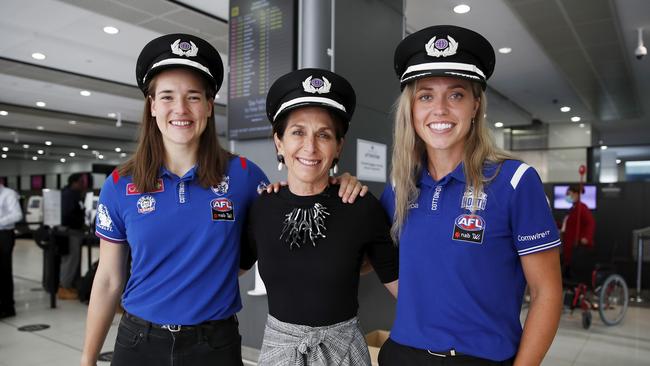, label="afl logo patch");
[137,195,156,214]
[452,214,485,244]
[211,198,235,221]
